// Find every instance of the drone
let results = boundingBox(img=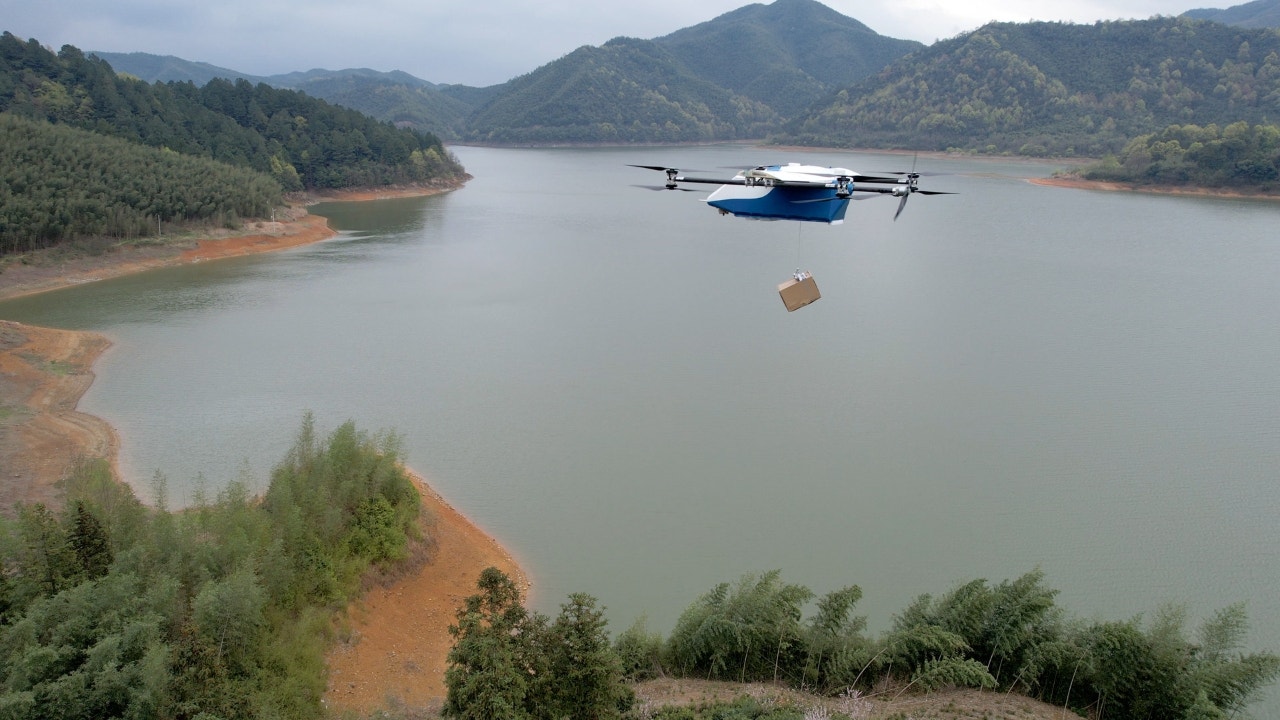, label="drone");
[631,162,954,223]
